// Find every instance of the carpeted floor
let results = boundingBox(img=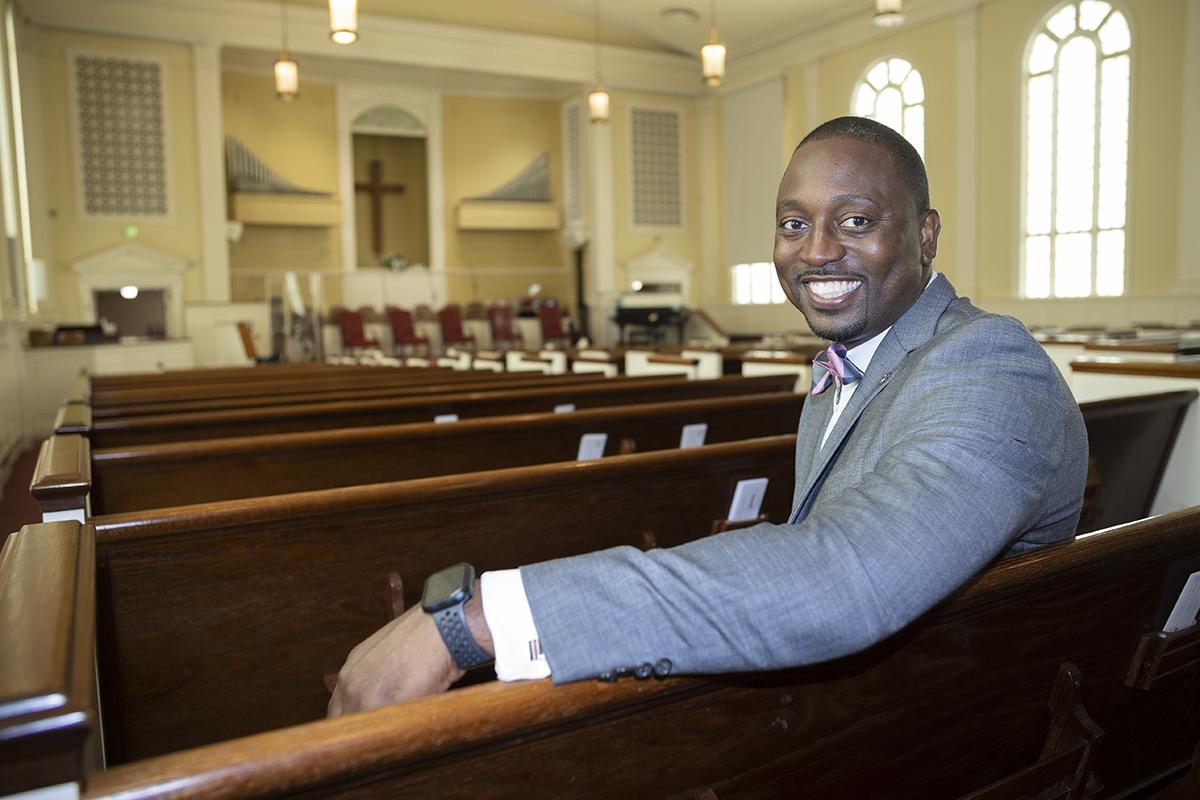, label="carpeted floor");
[0,443,44,546]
